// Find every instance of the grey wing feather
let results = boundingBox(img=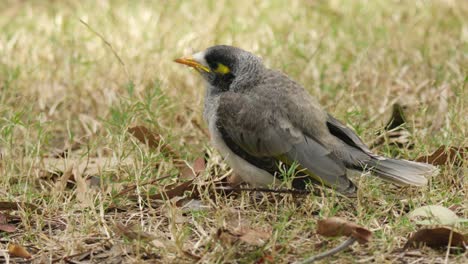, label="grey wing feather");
[216,92,354,192]
[286,136,353,191]
[326,113,434,186]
